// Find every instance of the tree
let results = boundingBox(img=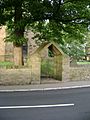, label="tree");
[0,0,90,65]
[0,0,27,65]
[30,0,90,60]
